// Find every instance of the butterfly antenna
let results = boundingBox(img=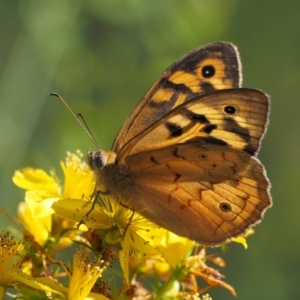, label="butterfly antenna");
[50,93,100,149]
[77,113,100,148]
